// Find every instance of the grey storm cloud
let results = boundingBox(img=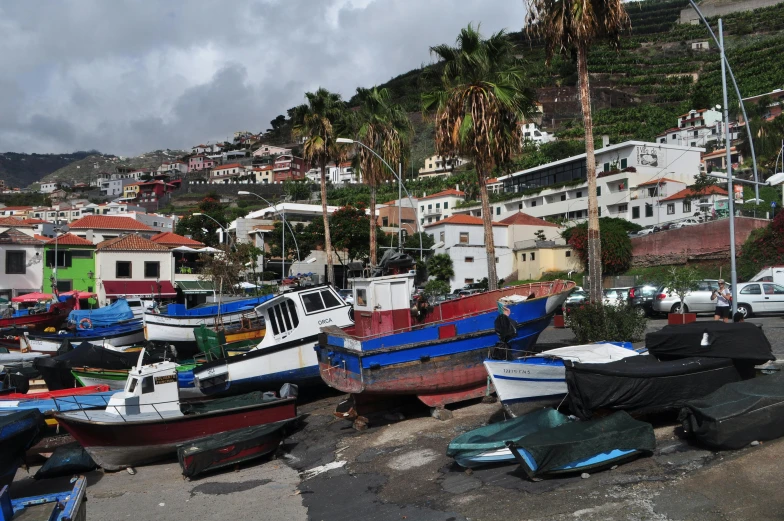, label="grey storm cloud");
[0,0,526,156]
